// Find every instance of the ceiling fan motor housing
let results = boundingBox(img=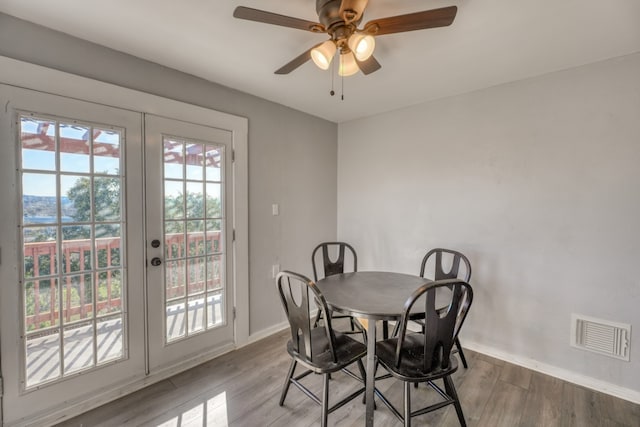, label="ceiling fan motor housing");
[316,0,343,27]
[316,0,362,50]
